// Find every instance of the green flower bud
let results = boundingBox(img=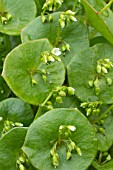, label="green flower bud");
[65,43,70,51]
[59,90,66,97]
[47,101,52,105]
[41,69,46,75]
[52,153,59,167]
[86,108,92,116]
[32,78,38,85]
[67,87,75,95]
[94,78,100,88]
[66,151,72,160]
[106,155,111,161]
[59,19,65,28]
[69,15,77,22]
[61,45,66,52]
[56,96,62,103]
[1,17,7,24]
[106,77,112,85]
[41,15,46,23]
[75,146,82,156]
[88,80,94,87]
[19,164,26,170]
[67,125,76,132]
[15,122,23,127]
[53,56,61,62]
[95,87,100,96]
[6,13,12,20]
[70,141,76,150]
[49,15,53,22]
[47,105,53,110]
[48,55,55,62]
[42,75,47,82]
[50,149,55,156]
[96,64,101,73]
[103,63,111,69]
[19,156,26,163]
[102,66,108,74]
[80,102,88,108]
[99,127,105,134]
